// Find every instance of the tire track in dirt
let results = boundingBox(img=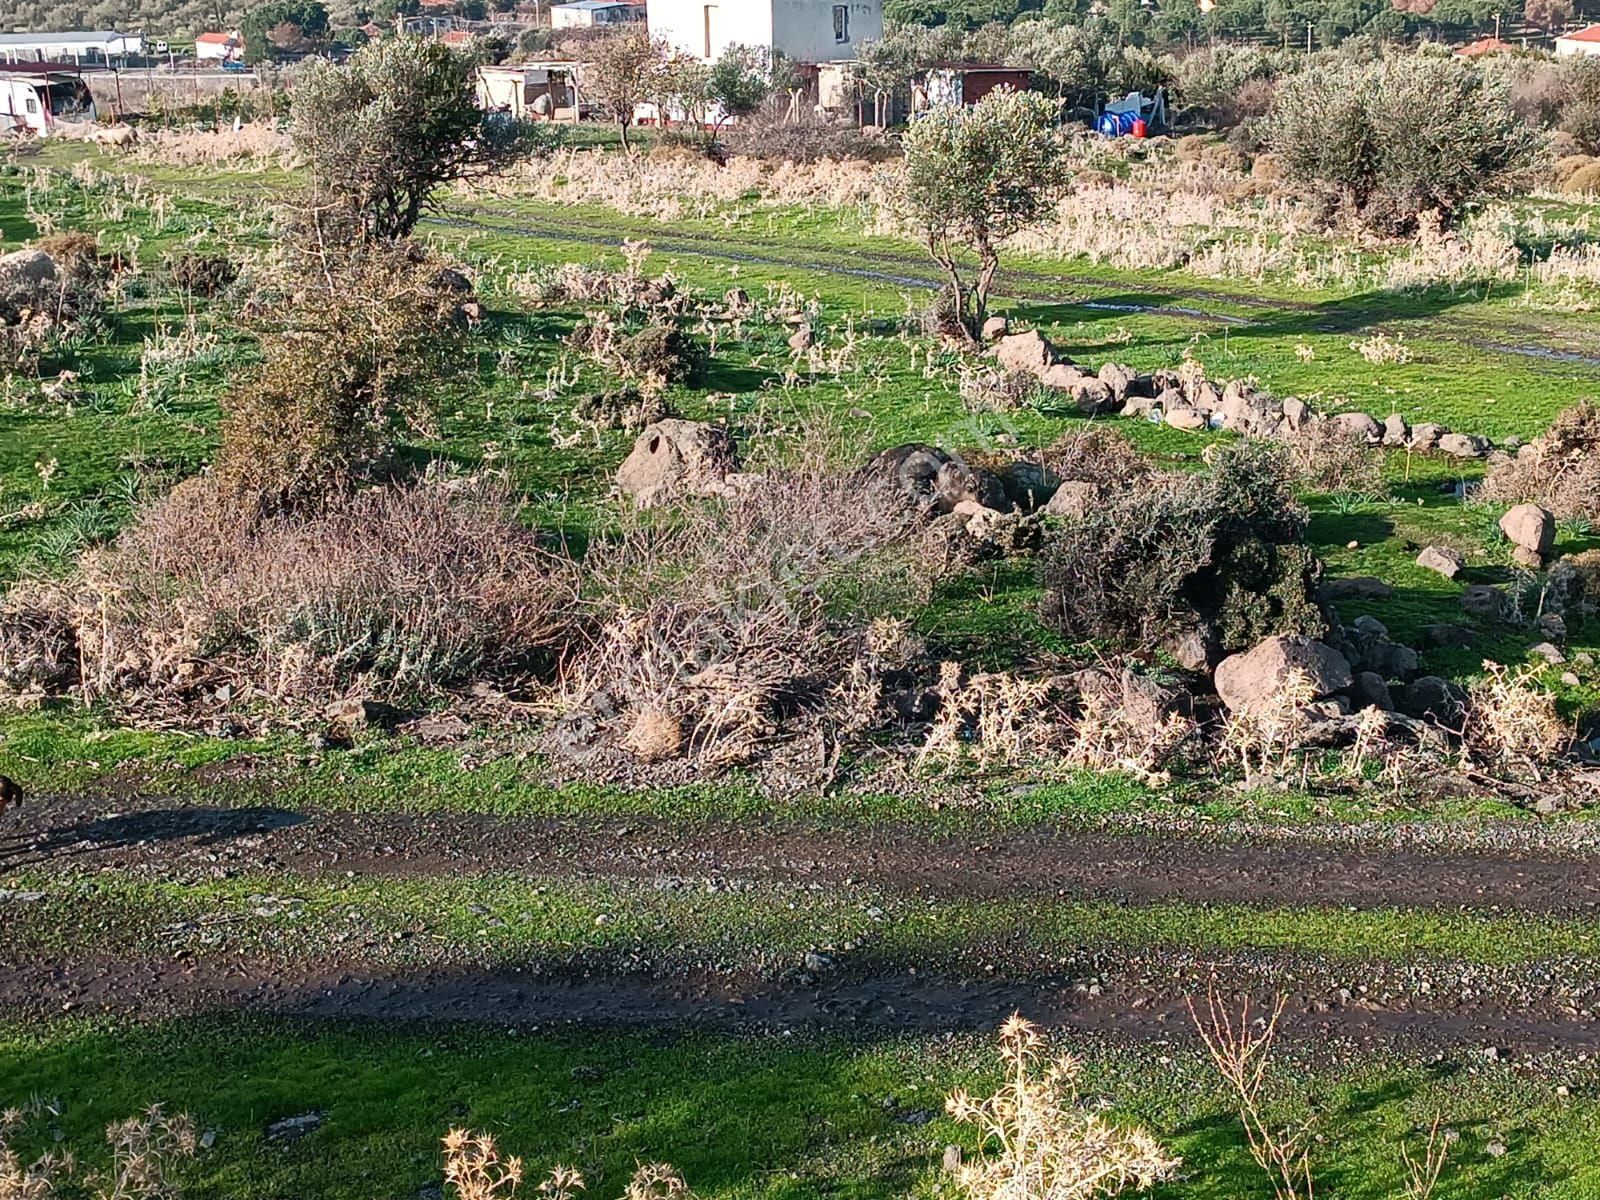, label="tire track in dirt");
[5,950,1599,1054]
[7,798,1600,916]
[436,208,1600,369]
